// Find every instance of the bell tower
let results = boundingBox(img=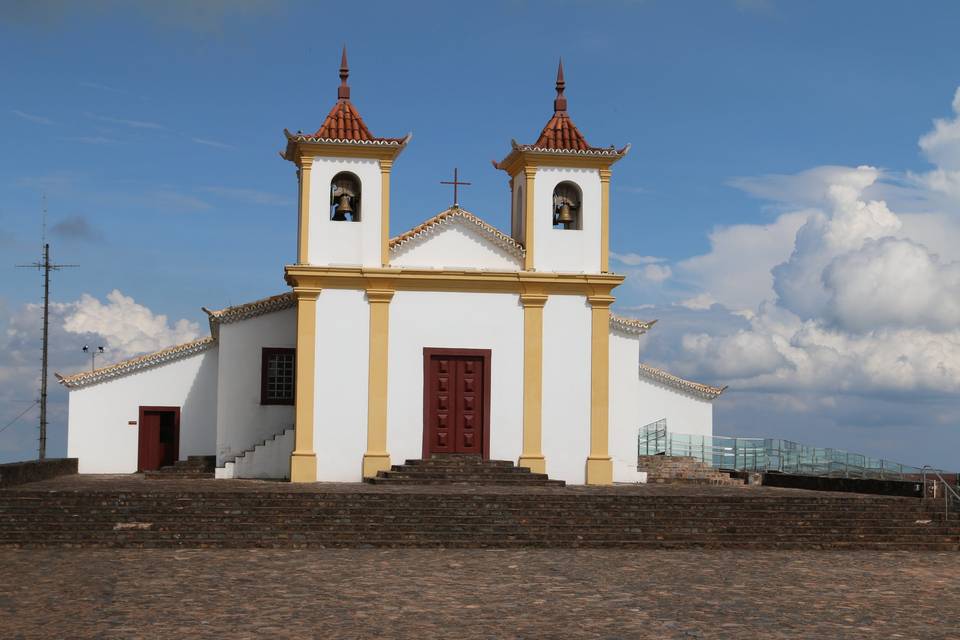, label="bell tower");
[283,47,410,268]
[495,60,629,273]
